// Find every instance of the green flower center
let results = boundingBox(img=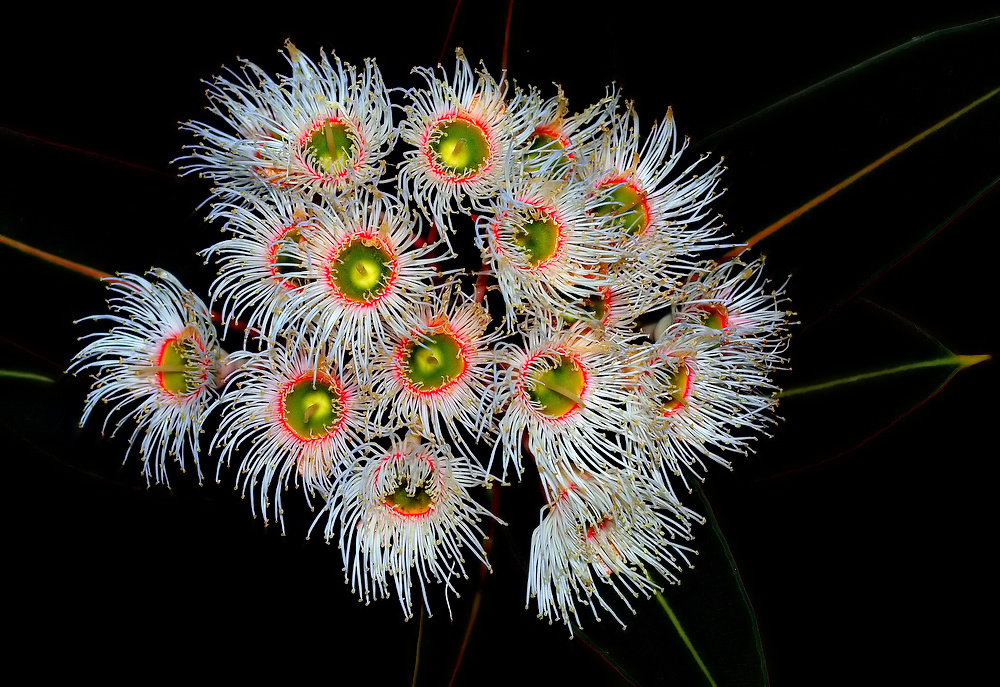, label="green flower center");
[403,332,467,392]
[385,481,433,515]
[660,363,691,415]
[698,303,729,329]
[269,228,308,287]
[524,132,572,175]
[582,293,608,322]
[307,119,356,175]
[282,378,343,440]
[595,182,649,236]
[512,212,561,266]
[157,337,199,395]
[561,290,609,326]
[527,355,586,418]
[330,237,394,303]
[429,118,490,175]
